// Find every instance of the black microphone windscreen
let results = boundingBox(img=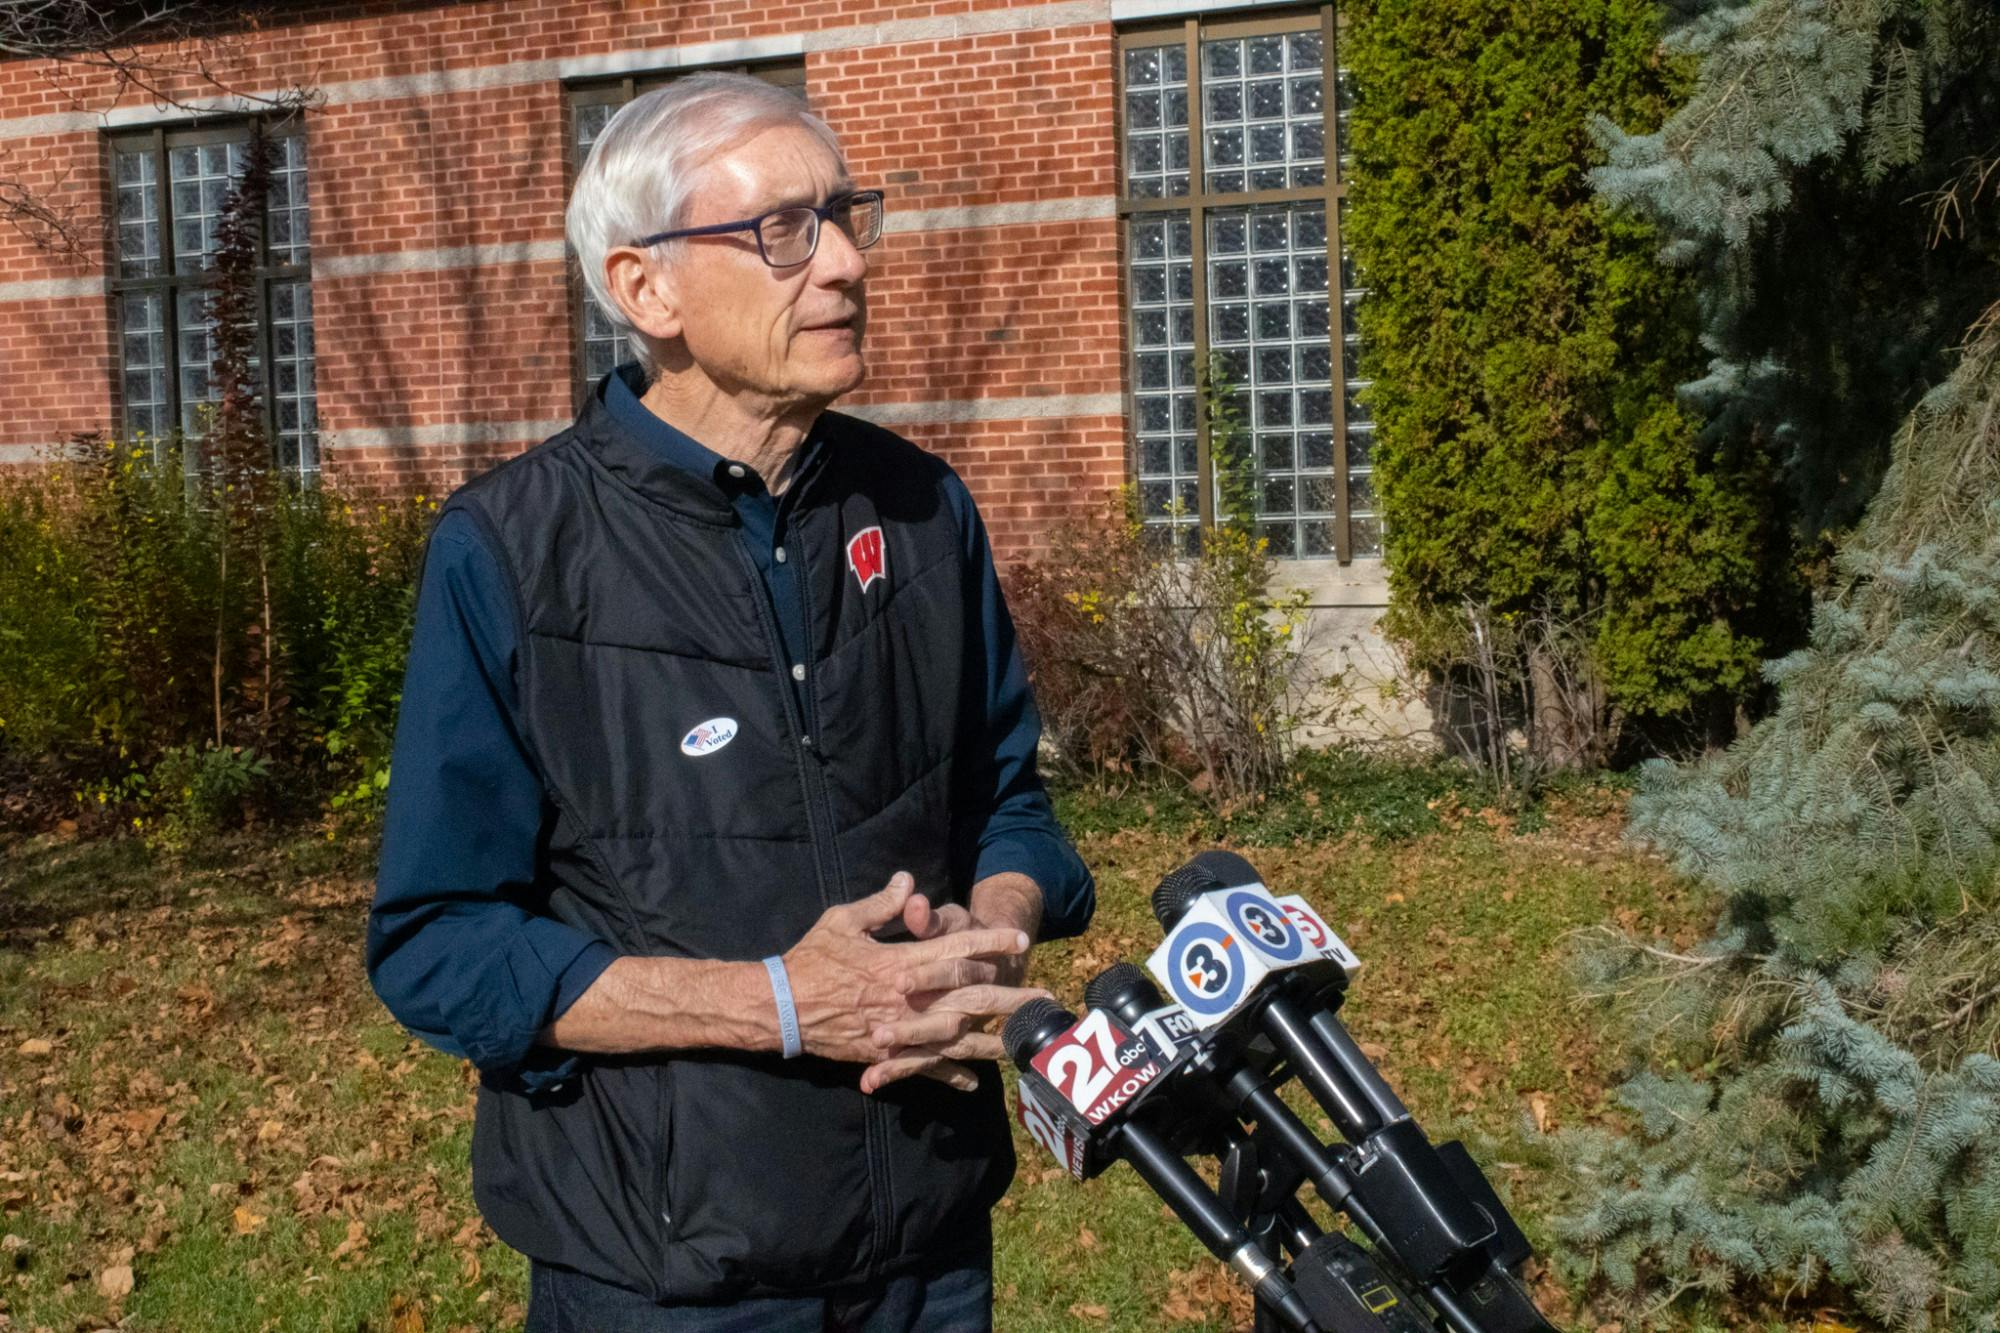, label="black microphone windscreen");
[1189,849,1264,889]
[1151,860,1225,928]
[1002,997,1075,1069]
[1083,961,1158,1015]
